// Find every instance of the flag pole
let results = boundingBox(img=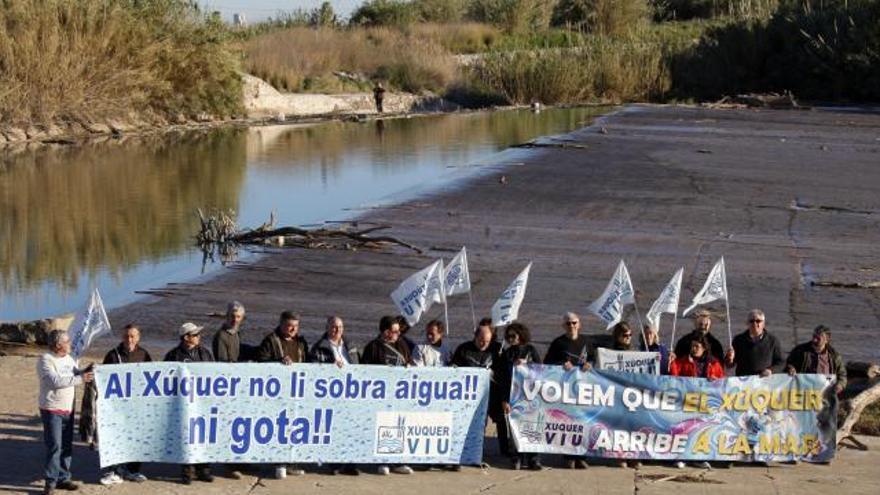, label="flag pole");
[722,257,732,347]
[440,260,450,337]
[632,298,647,351]
[670,311,679,350]
[467,291,477,332]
